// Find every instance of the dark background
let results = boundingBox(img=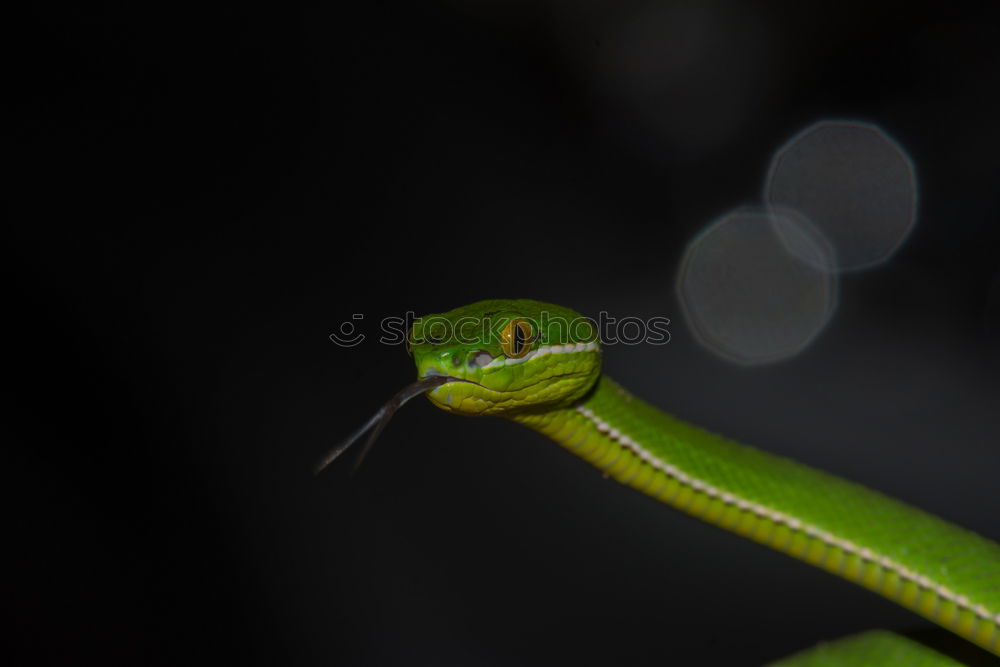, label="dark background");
[8,2,1000,665]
